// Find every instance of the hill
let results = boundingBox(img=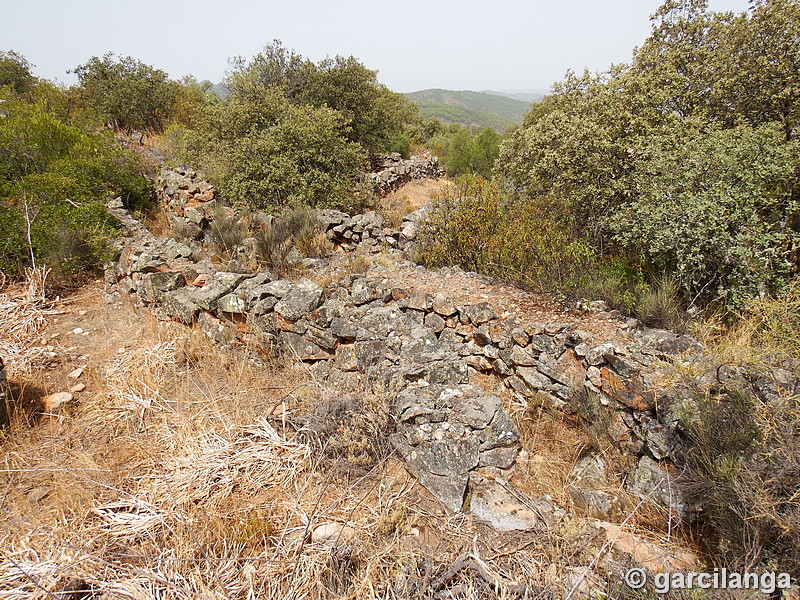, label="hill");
[483,89,547,103]
[404,88,533,131]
